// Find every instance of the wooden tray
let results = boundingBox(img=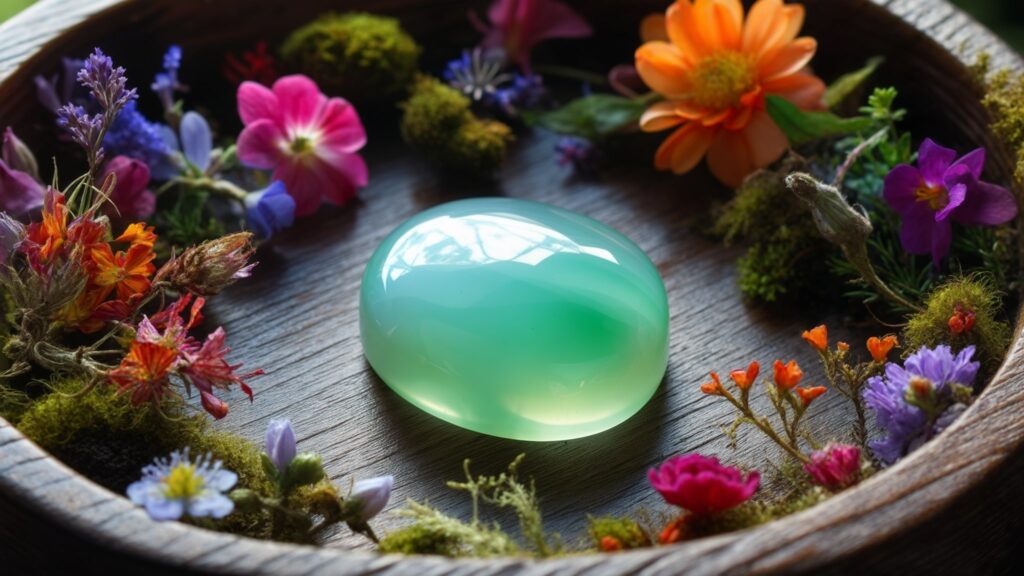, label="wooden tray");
[2,0,1023,573]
